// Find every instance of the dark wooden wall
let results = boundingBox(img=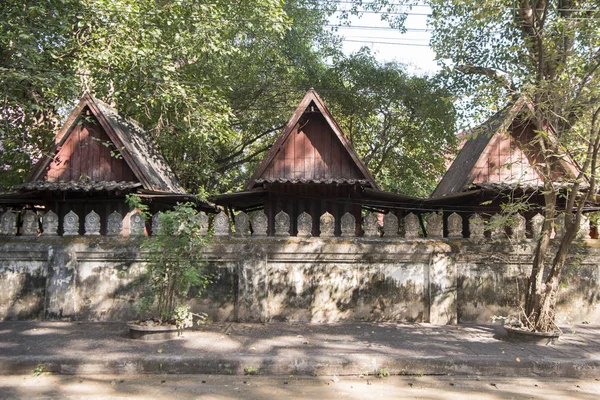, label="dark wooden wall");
[45,116,137,183]
[265,184,362,236]
[260,113,364,181]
